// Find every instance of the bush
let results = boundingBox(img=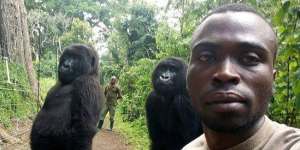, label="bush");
[118,58,156,121]
[35,51,58,78]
